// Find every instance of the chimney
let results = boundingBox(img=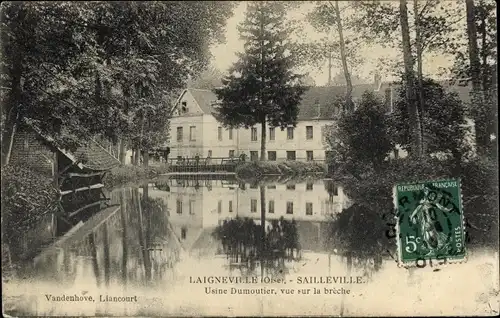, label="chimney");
[374,72,382,91]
